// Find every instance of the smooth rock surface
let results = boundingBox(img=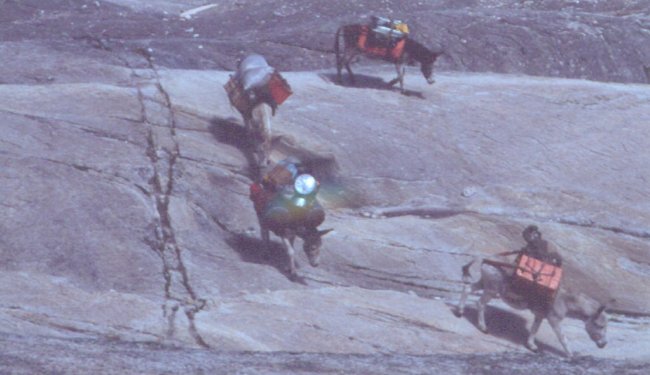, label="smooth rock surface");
[1,1,649,373]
